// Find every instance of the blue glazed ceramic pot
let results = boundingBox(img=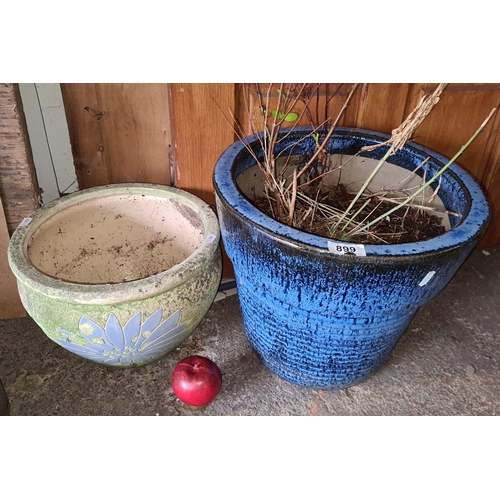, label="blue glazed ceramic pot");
[213,127,489,389]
